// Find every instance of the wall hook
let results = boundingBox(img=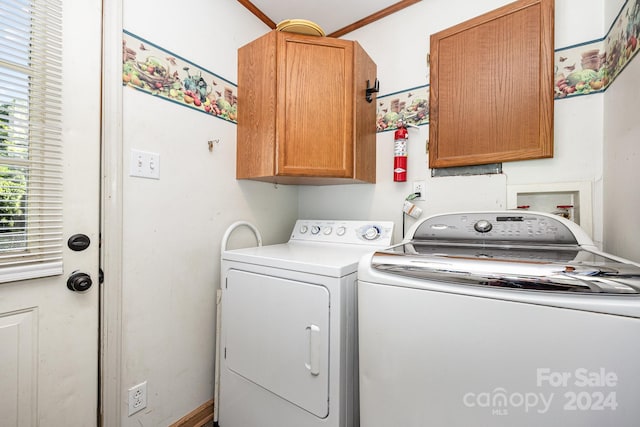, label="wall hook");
[366,79,379,103]
[208,139,220,152]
